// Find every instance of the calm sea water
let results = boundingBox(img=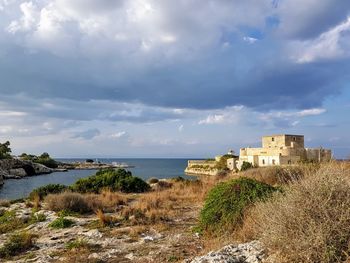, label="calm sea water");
[0,158,192,200]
